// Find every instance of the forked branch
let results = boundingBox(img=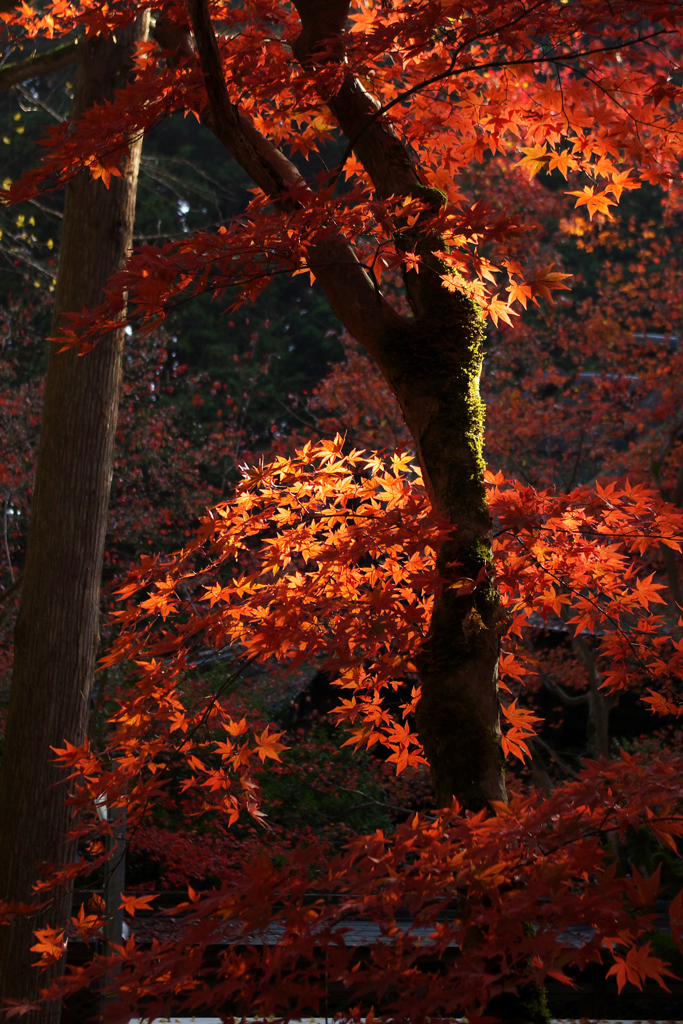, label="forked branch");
[183,0,404,350]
